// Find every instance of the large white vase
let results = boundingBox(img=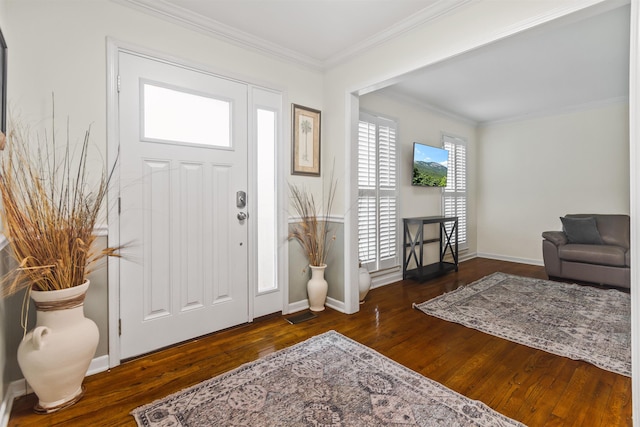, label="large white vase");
[17,280,99,414]
[307,264,328,312]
